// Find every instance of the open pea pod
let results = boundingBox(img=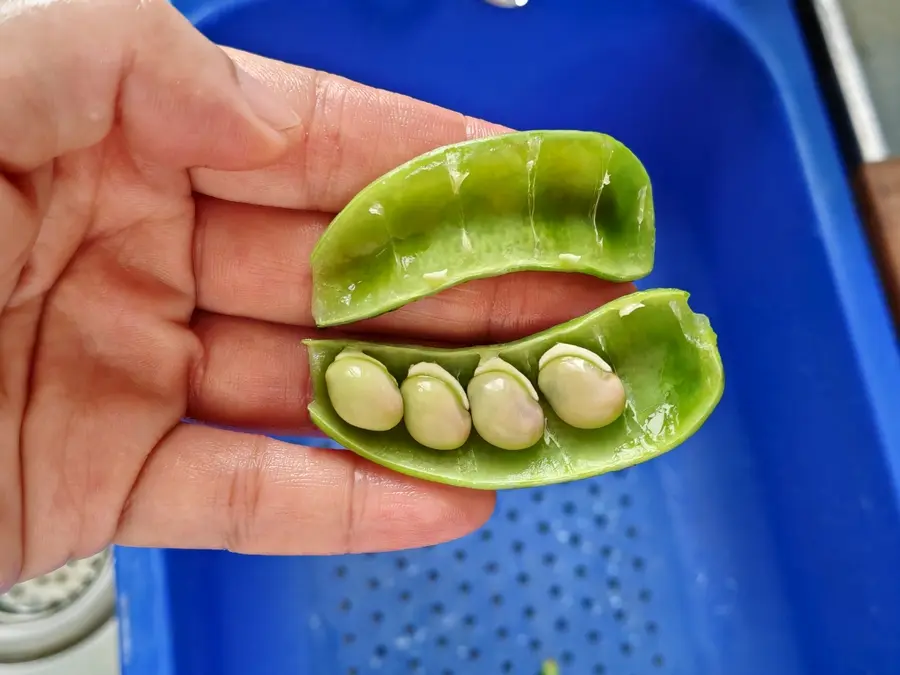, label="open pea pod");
[311,130,655,327]
[304,288,723,490]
